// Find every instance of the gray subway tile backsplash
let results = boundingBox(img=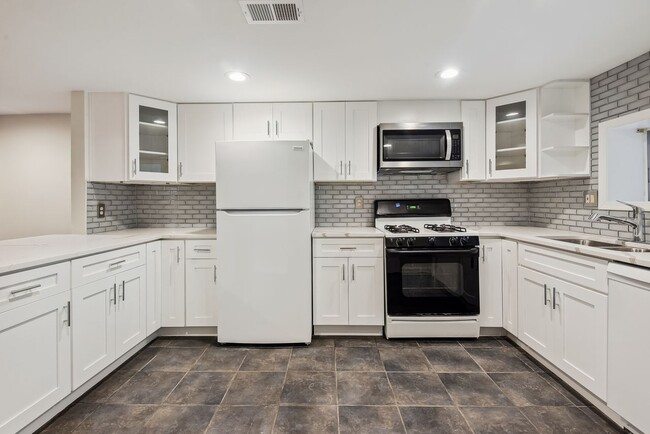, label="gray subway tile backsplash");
[87,50,650,239]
